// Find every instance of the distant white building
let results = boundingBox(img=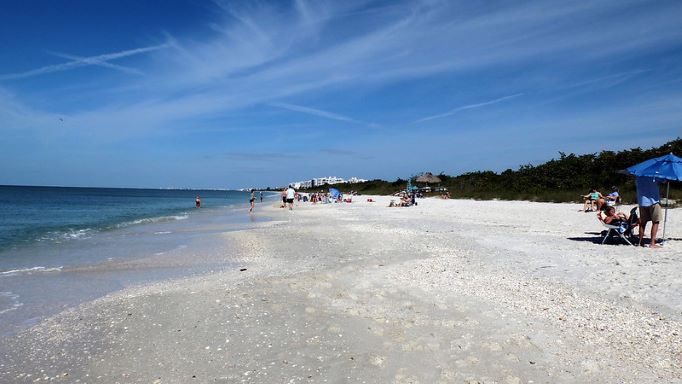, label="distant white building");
[313,176,345,186]
[347,177,368,184]
[288,176,366,189]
